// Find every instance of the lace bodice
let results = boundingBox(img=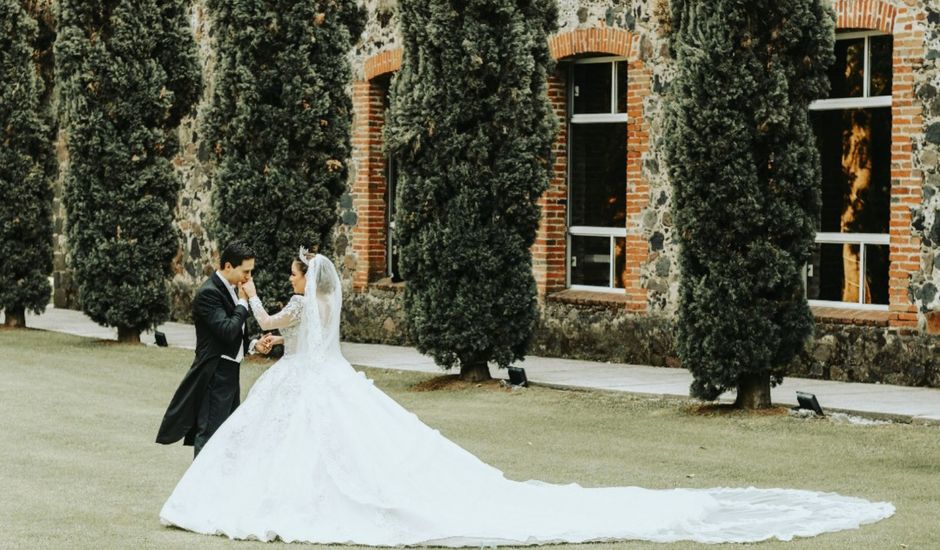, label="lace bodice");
[248,295,304,356]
